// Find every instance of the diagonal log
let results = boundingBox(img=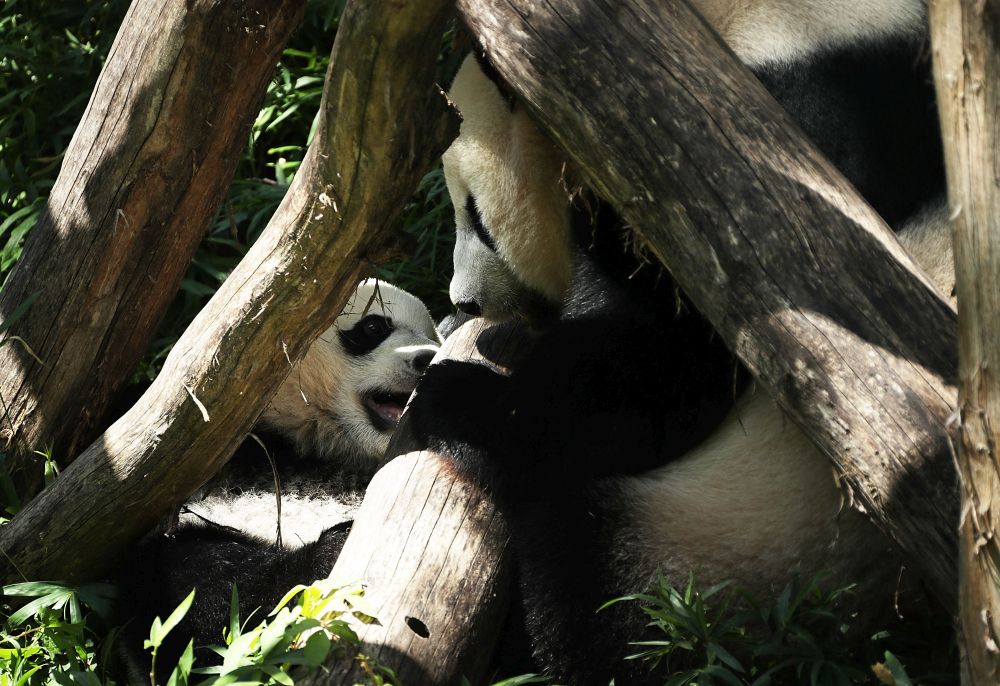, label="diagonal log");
[0,0,306,498]
[0,0,455,585]
[457,0,959,606]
